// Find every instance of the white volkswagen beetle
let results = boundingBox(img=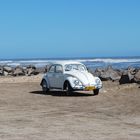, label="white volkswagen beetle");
[40,61,102,95]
